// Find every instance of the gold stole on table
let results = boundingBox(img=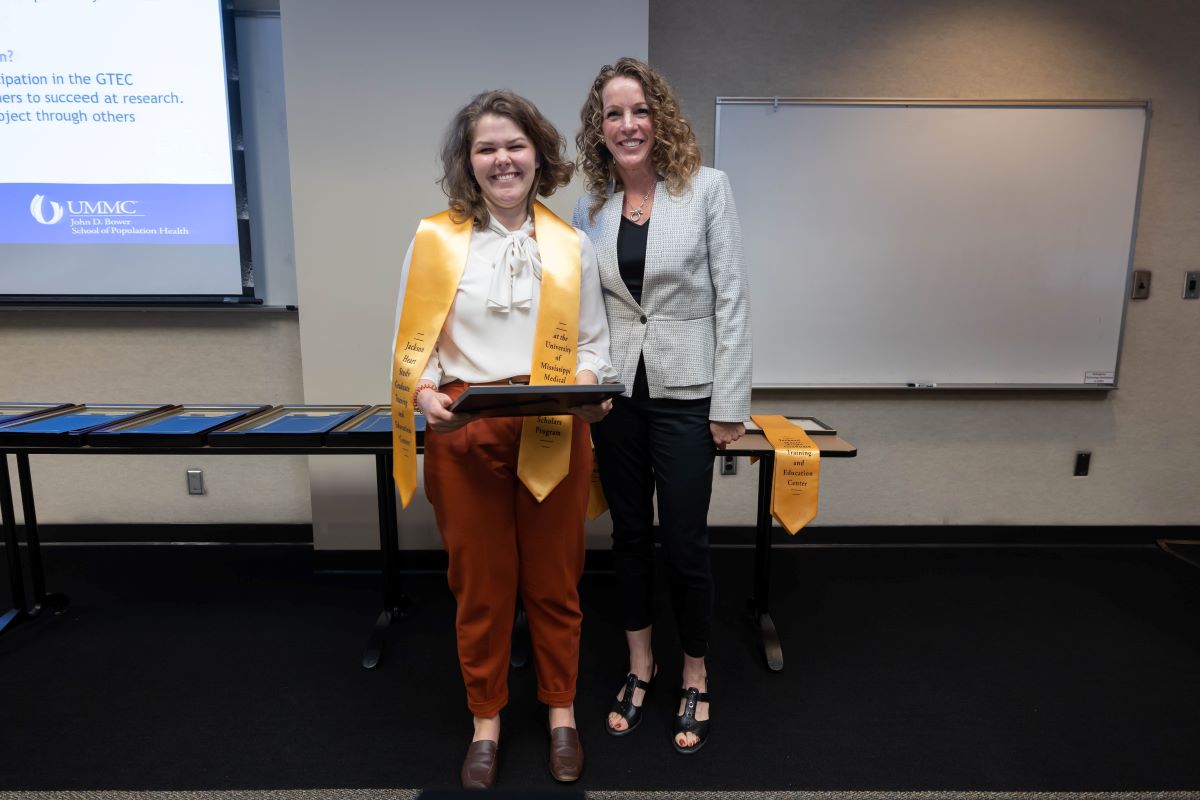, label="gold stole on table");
[390,202,581,508]
[749,415,820,534]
